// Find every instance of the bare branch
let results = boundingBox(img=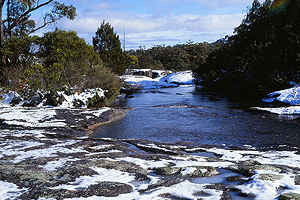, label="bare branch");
[26,16,55,35]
